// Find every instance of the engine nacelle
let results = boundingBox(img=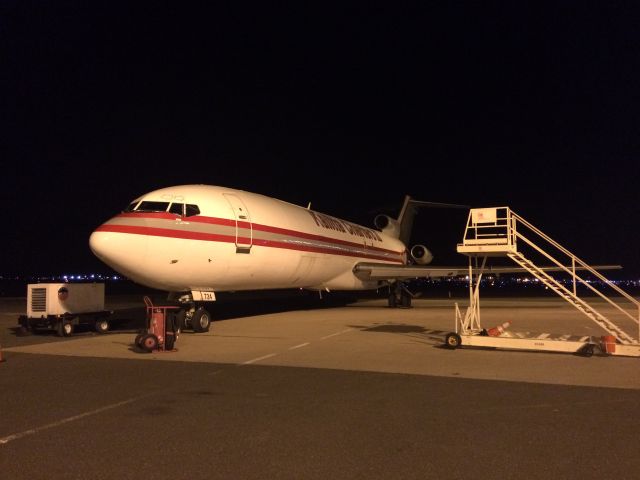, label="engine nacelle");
[374,214,401,238]
[410,245,433,265]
